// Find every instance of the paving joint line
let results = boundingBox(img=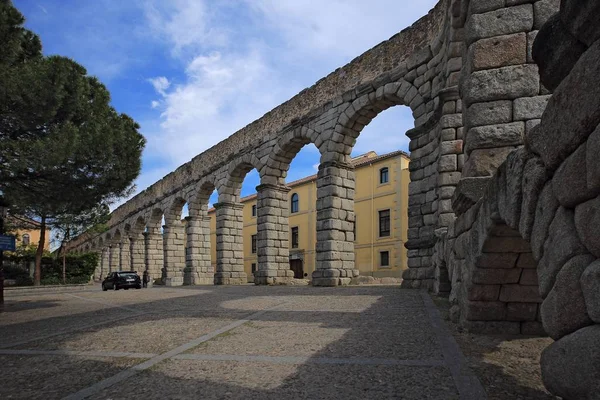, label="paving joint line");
[172,353,445,367]
[61,302,289,400]
[421,291,487,400]
[0,349,157,359]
